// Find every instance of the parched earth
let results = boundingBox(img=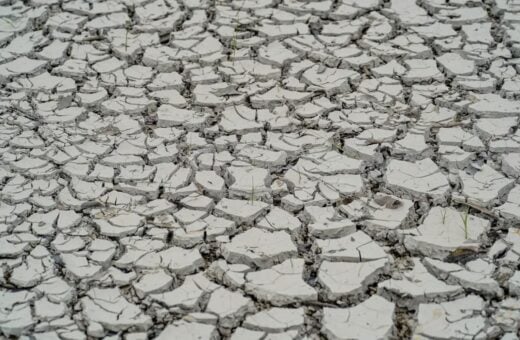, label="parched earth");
[1,0,520,339]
